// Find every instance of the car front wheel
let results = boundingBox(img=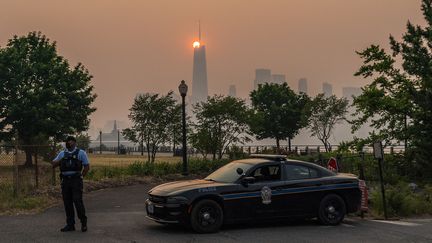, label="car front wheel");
[190,199,223,233]
[318,194,346,225]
